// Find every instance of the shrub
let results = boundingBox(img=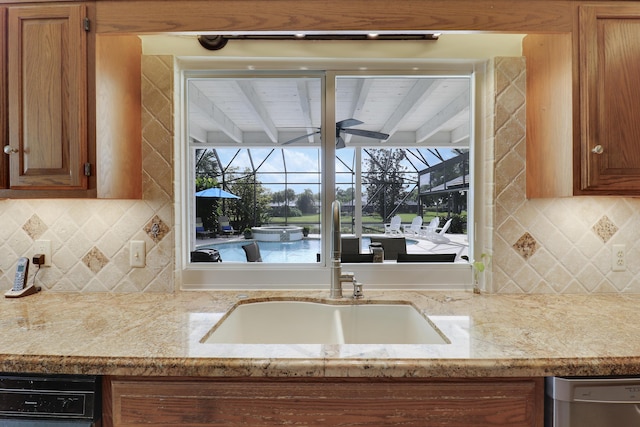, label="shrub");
[270,205,302,217]
[448,213,468,234]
